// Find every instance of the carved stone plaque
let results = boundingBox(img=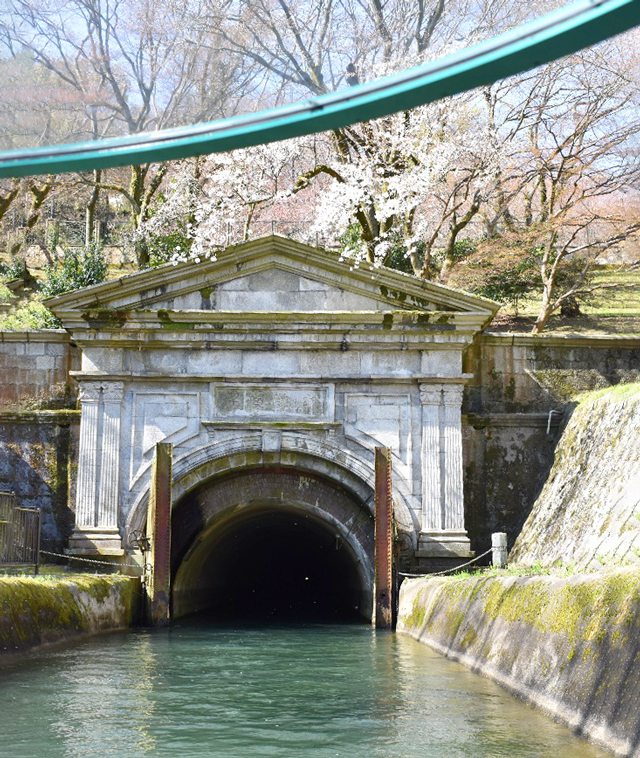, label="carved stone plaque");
[213,384,332,421]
